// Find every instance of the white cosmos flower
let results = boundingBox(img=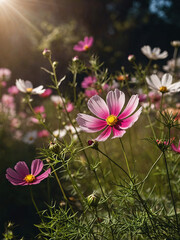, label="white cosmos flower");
[50,95,65,105]
[23,130,37,144]
[141,45,168,60]
[65,125,81,141]
[53,129,67,139]
[146,73,180,94]
[16,79,46,95]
